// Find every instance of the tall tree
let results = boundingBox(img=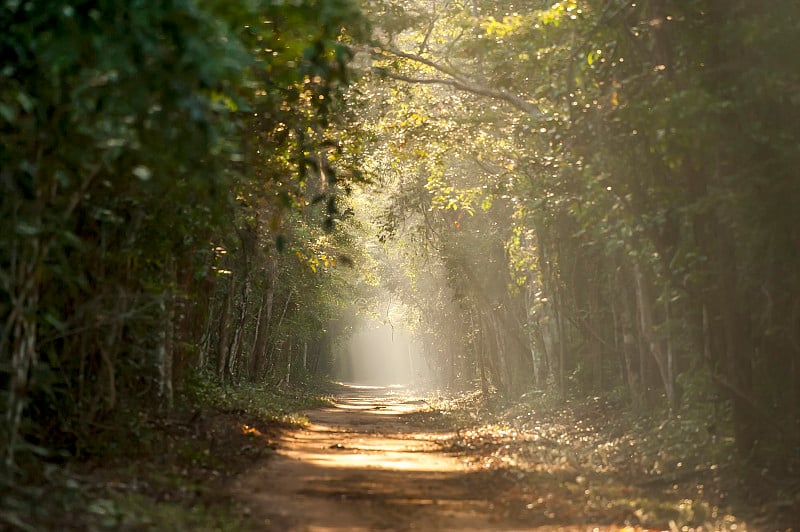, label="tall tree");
[353,0,800,462]
[0,0,366,468]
